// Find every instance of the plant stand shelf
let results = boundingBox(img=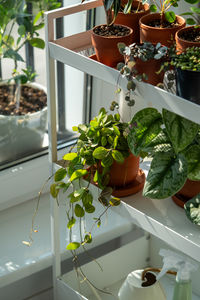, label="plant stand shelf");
[44,1,200,299]
[116,160,200,263]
